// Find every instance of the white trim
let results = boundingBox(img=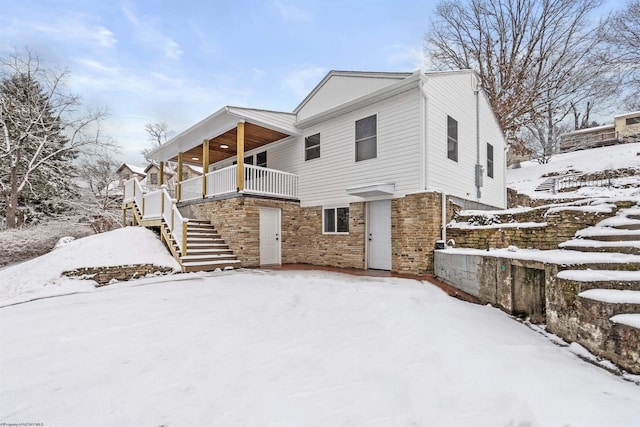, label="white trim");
[345,183,395,197]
